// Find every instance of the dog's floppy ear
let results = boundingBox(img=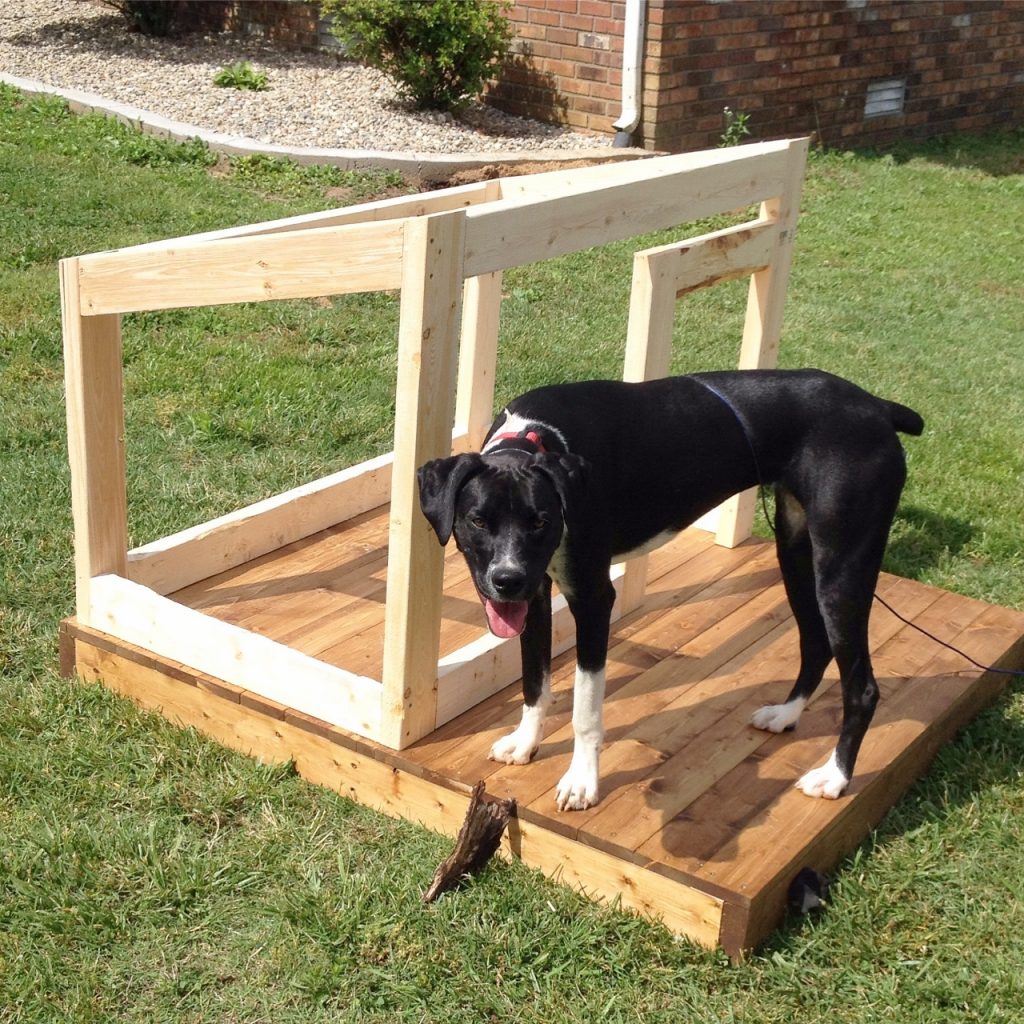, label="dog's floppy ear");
[417,454,484,545]
[532,452,589,524]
